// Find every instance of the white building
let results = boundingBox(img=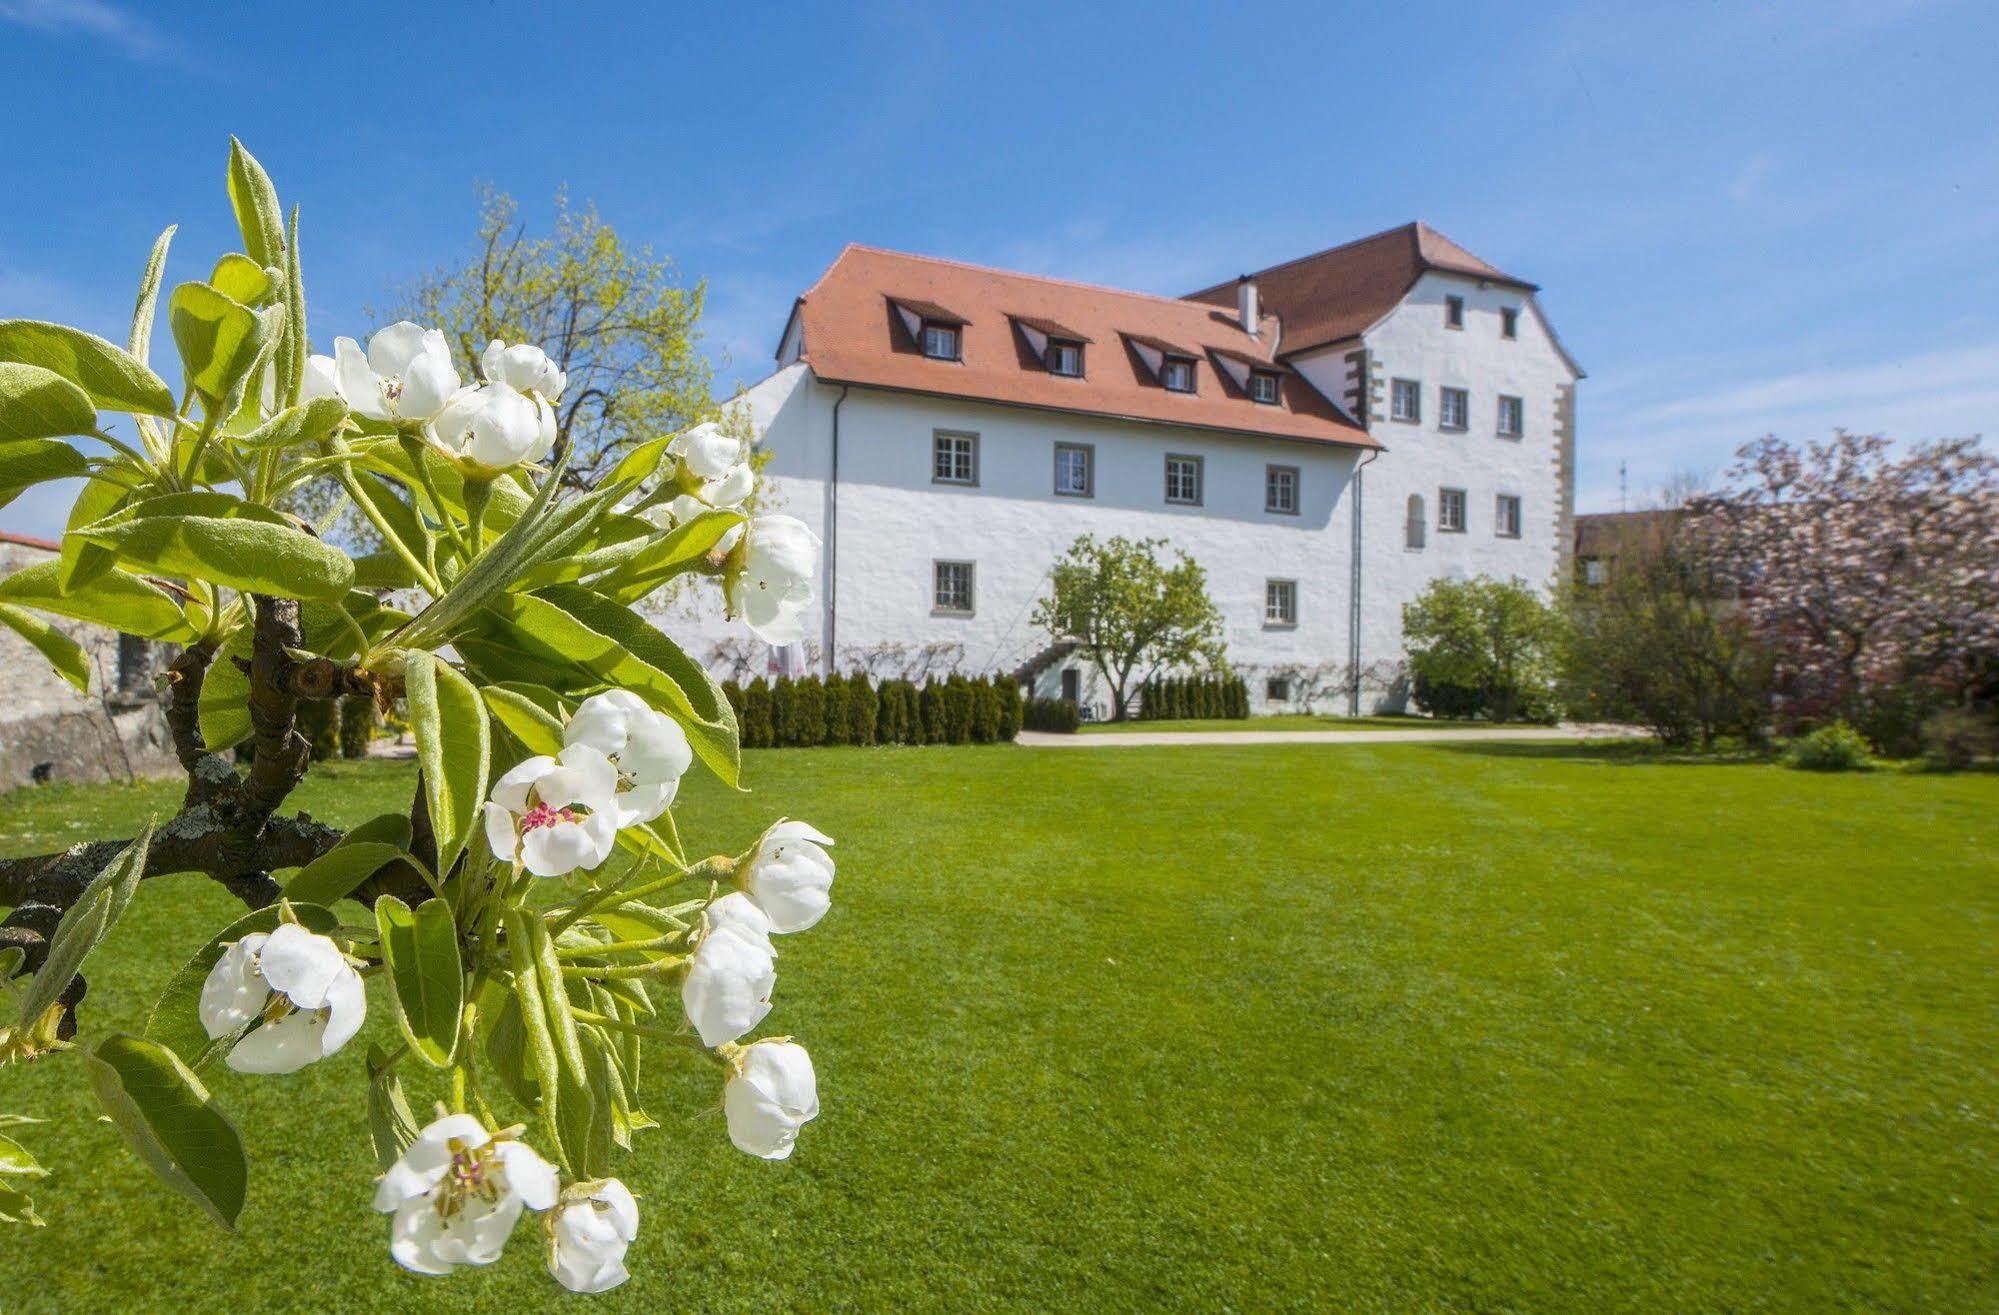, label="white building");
[691,223,1581,717]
